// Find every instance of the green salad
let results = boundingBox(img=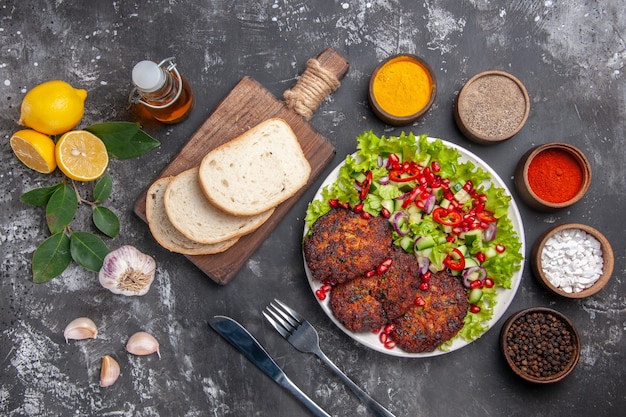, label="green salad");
[305,131,523,345]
